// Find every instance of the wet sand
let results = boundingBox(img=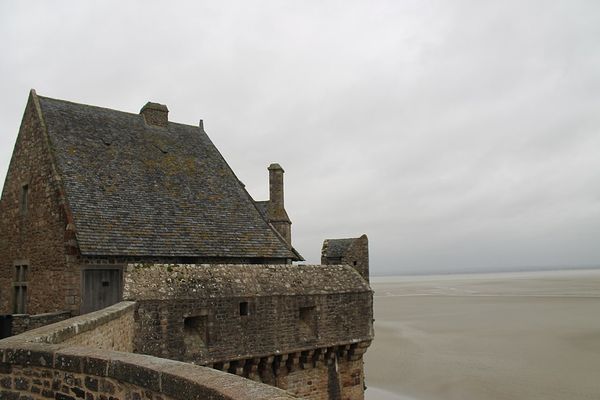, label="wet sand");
[364,269,600,400]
